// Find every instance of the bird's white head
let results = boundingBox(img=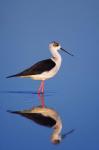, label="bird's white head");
[49,41,61,52]
[49,41,74,57]
[51,133,62,144]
